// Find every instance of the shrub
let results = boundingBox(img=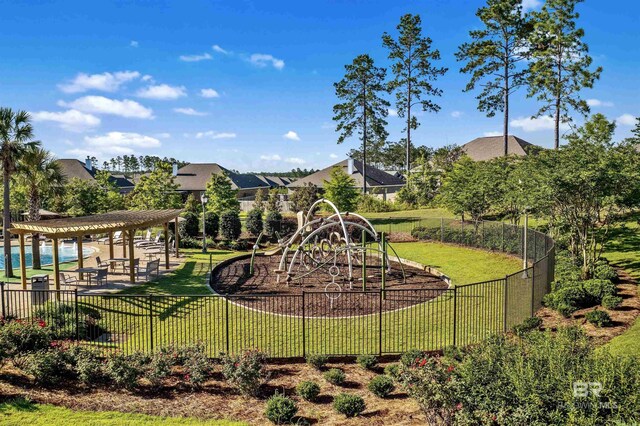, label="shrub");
[368,375,395,398]
[265,211,282,237]
[306,354,328,370]
[181,344,211,387]
[246,208,264,237]
[220,210,242,241]
[590,259,618,281]
[323,368,345,386]
[106,352,141,390]
[356,194,395,213]
[264,392,298,424]
[70,346,106,385]
[280,217,298,237]
[400,349,424,367]
[356,354,377,370]
[296,380,320,402]
[221,349,268,397]
[0,318,52,367]
[512,317,542,336]
[24,348,71,386]
[145,350,174,388]
[179,212,200,239]
[411,226,440,241]
[383,363,400,379]
[543,279,617,316]
[204,212,219,239]
[602,295,623,310]
[333,393,365,417]
[585,310,612,327]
